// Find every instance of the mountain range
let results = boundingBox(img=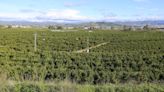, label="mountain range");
[0,20,164,27]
